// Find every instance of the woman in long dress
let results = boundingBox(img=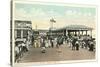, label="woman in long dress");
[48,39,51,48]
[45,39,49,48]
[41,38,46,53]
